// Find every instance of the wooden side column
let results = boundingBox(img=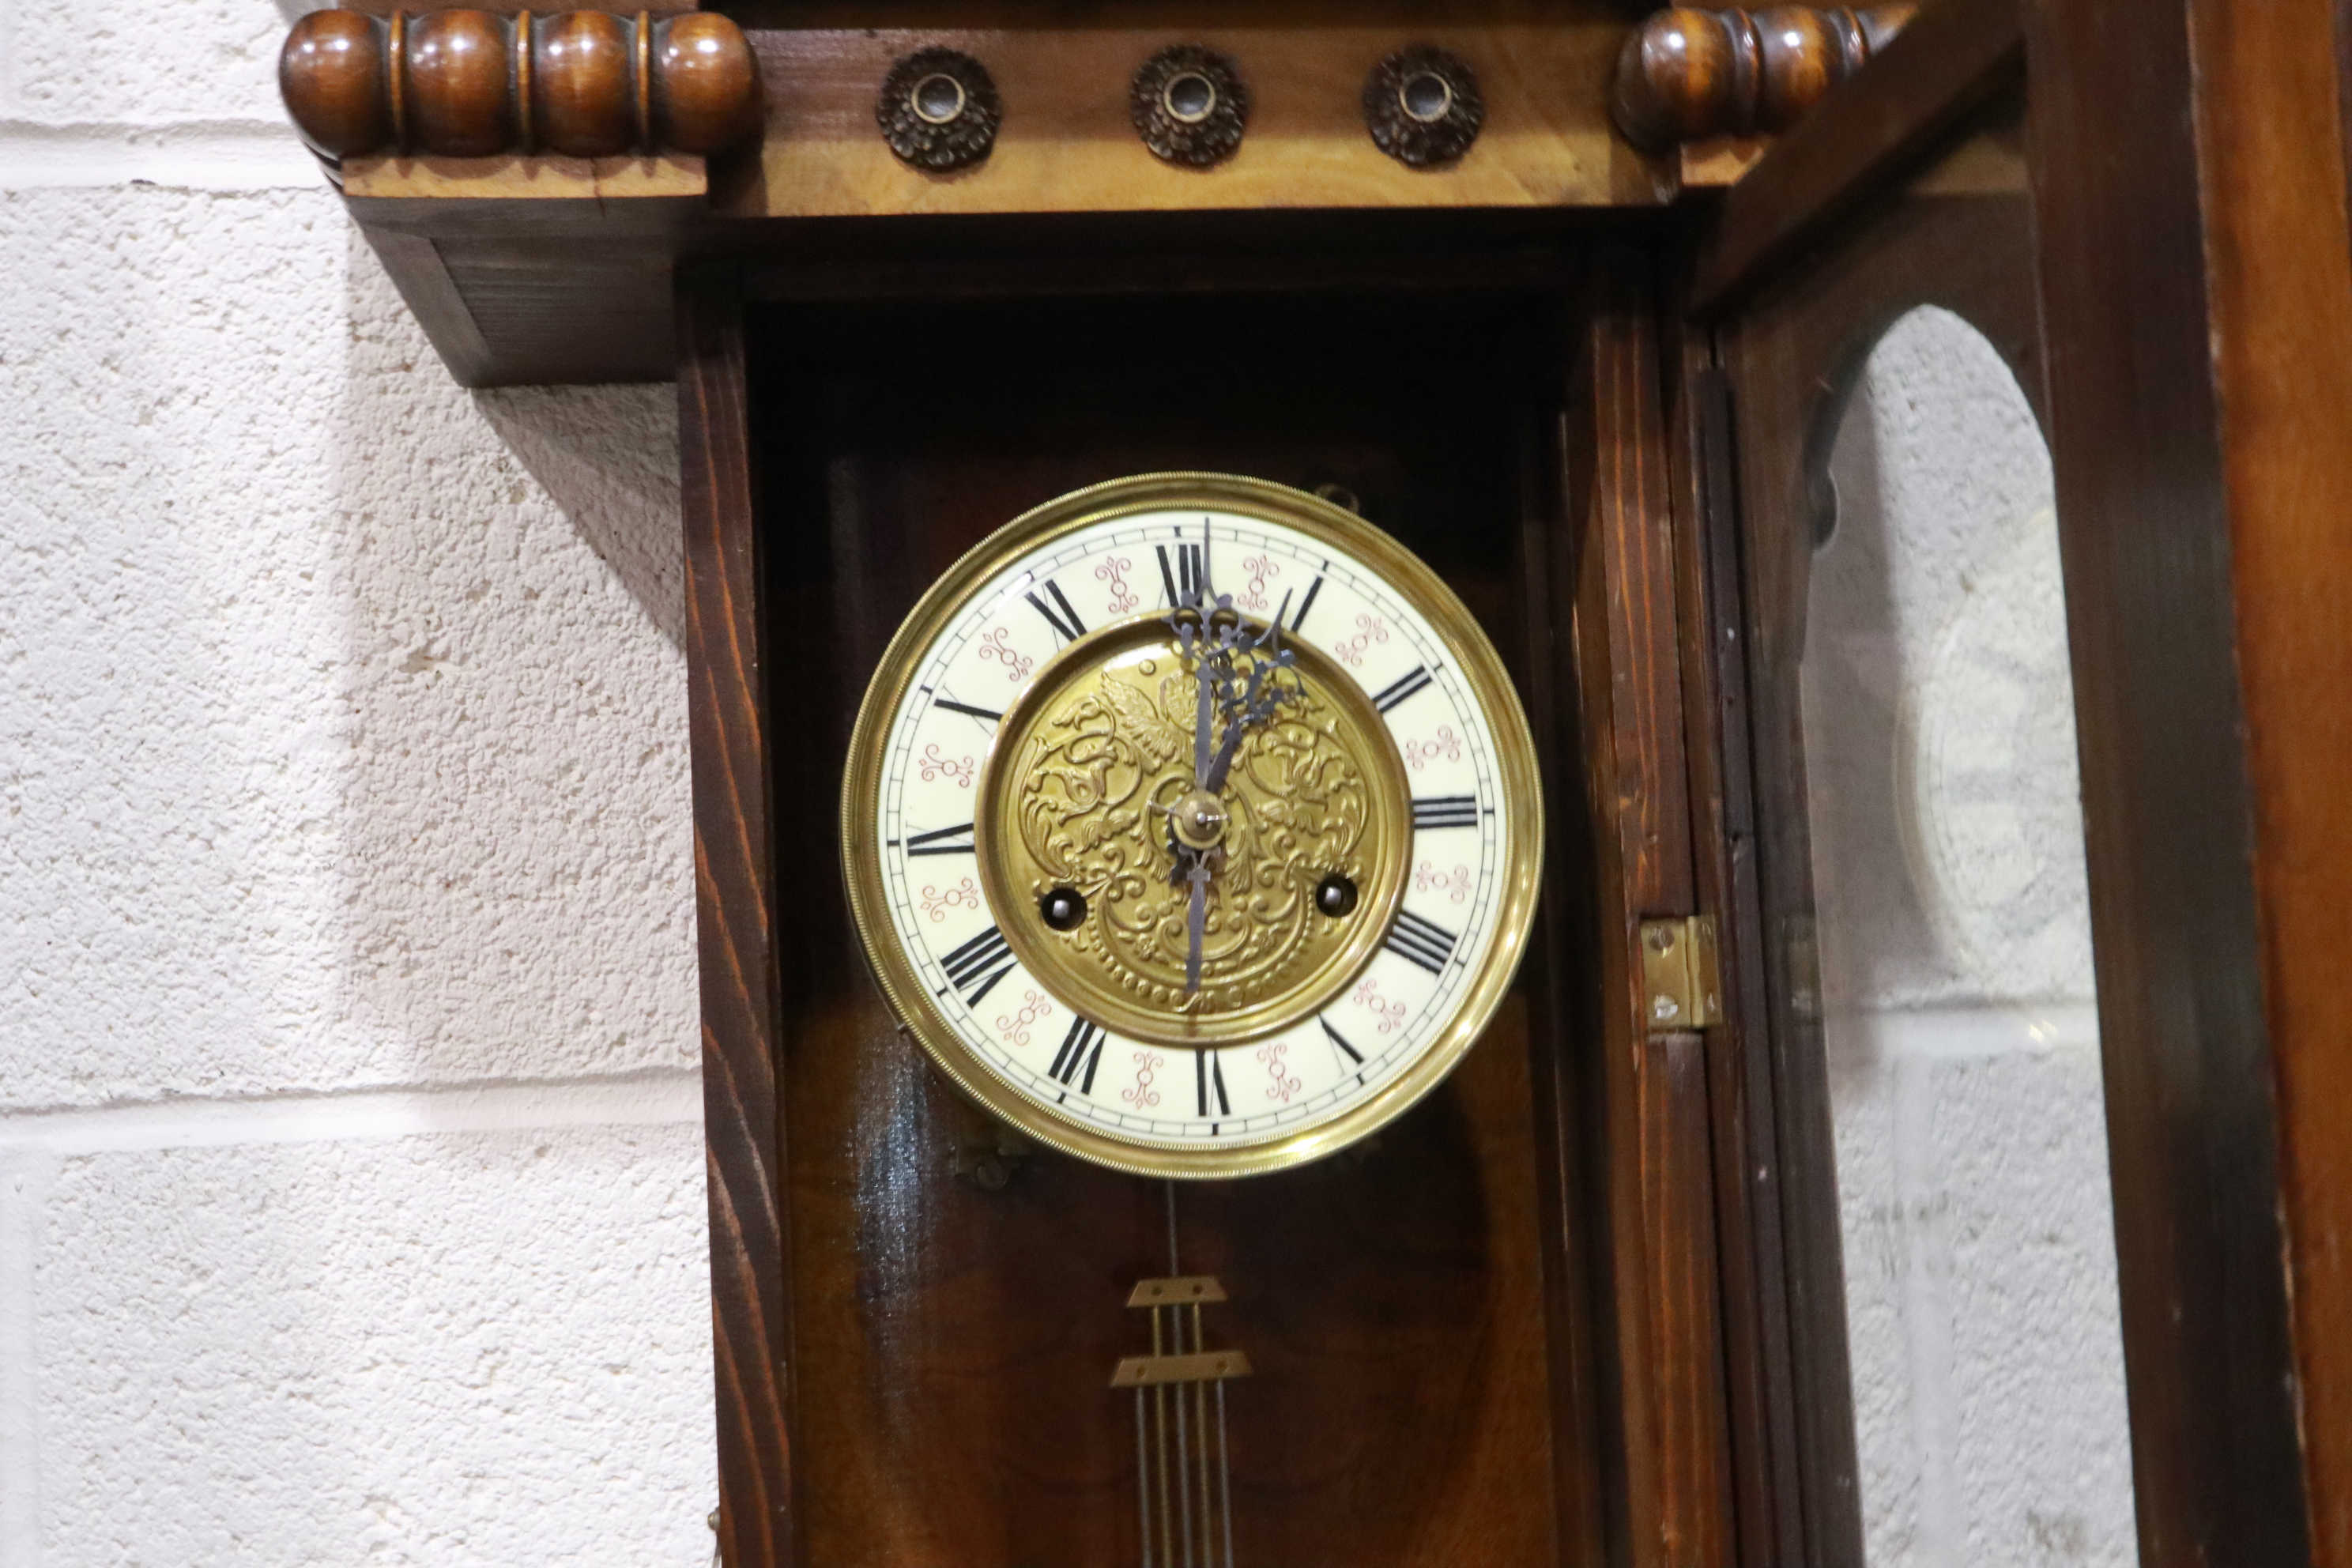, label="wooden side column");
[1566,246,1737,1568]
[2196,6,2352,1555]
[679,273,796,1568]
[2026,0,2350,1560]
